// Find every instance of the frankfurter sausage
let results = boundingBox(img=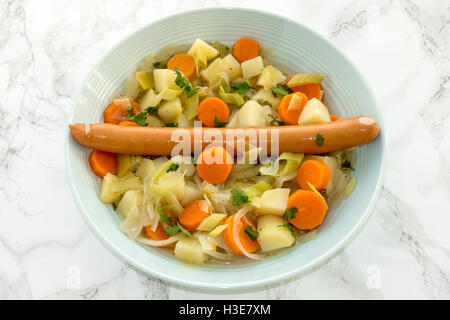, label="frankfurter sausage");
[69,116,379,156]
